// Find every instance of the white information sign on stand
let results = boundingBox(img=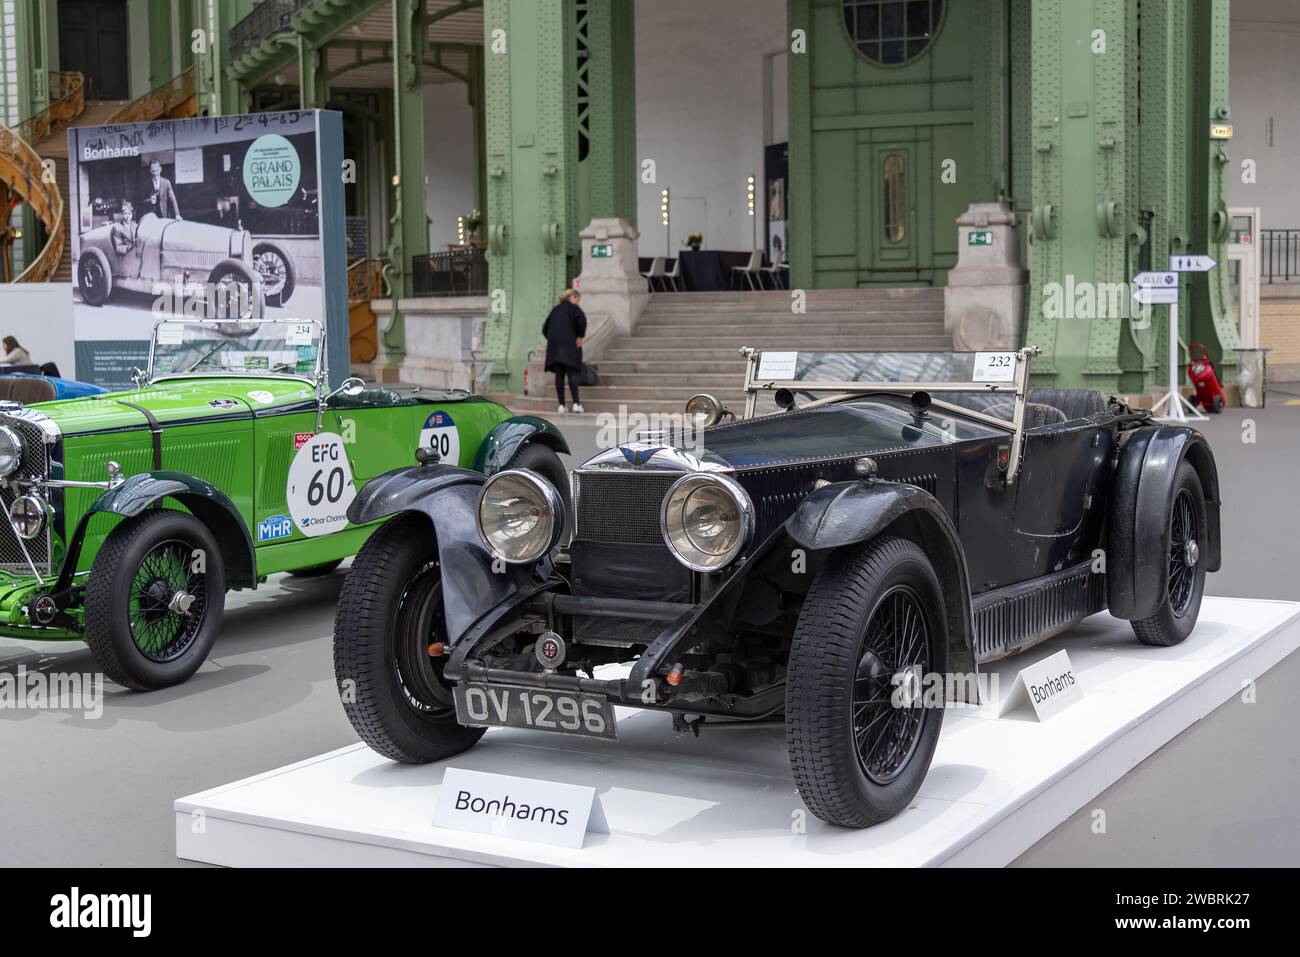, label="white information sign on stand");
[999,649,1084,721]
[1141,257,1217,424]
[433,767,609,849]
